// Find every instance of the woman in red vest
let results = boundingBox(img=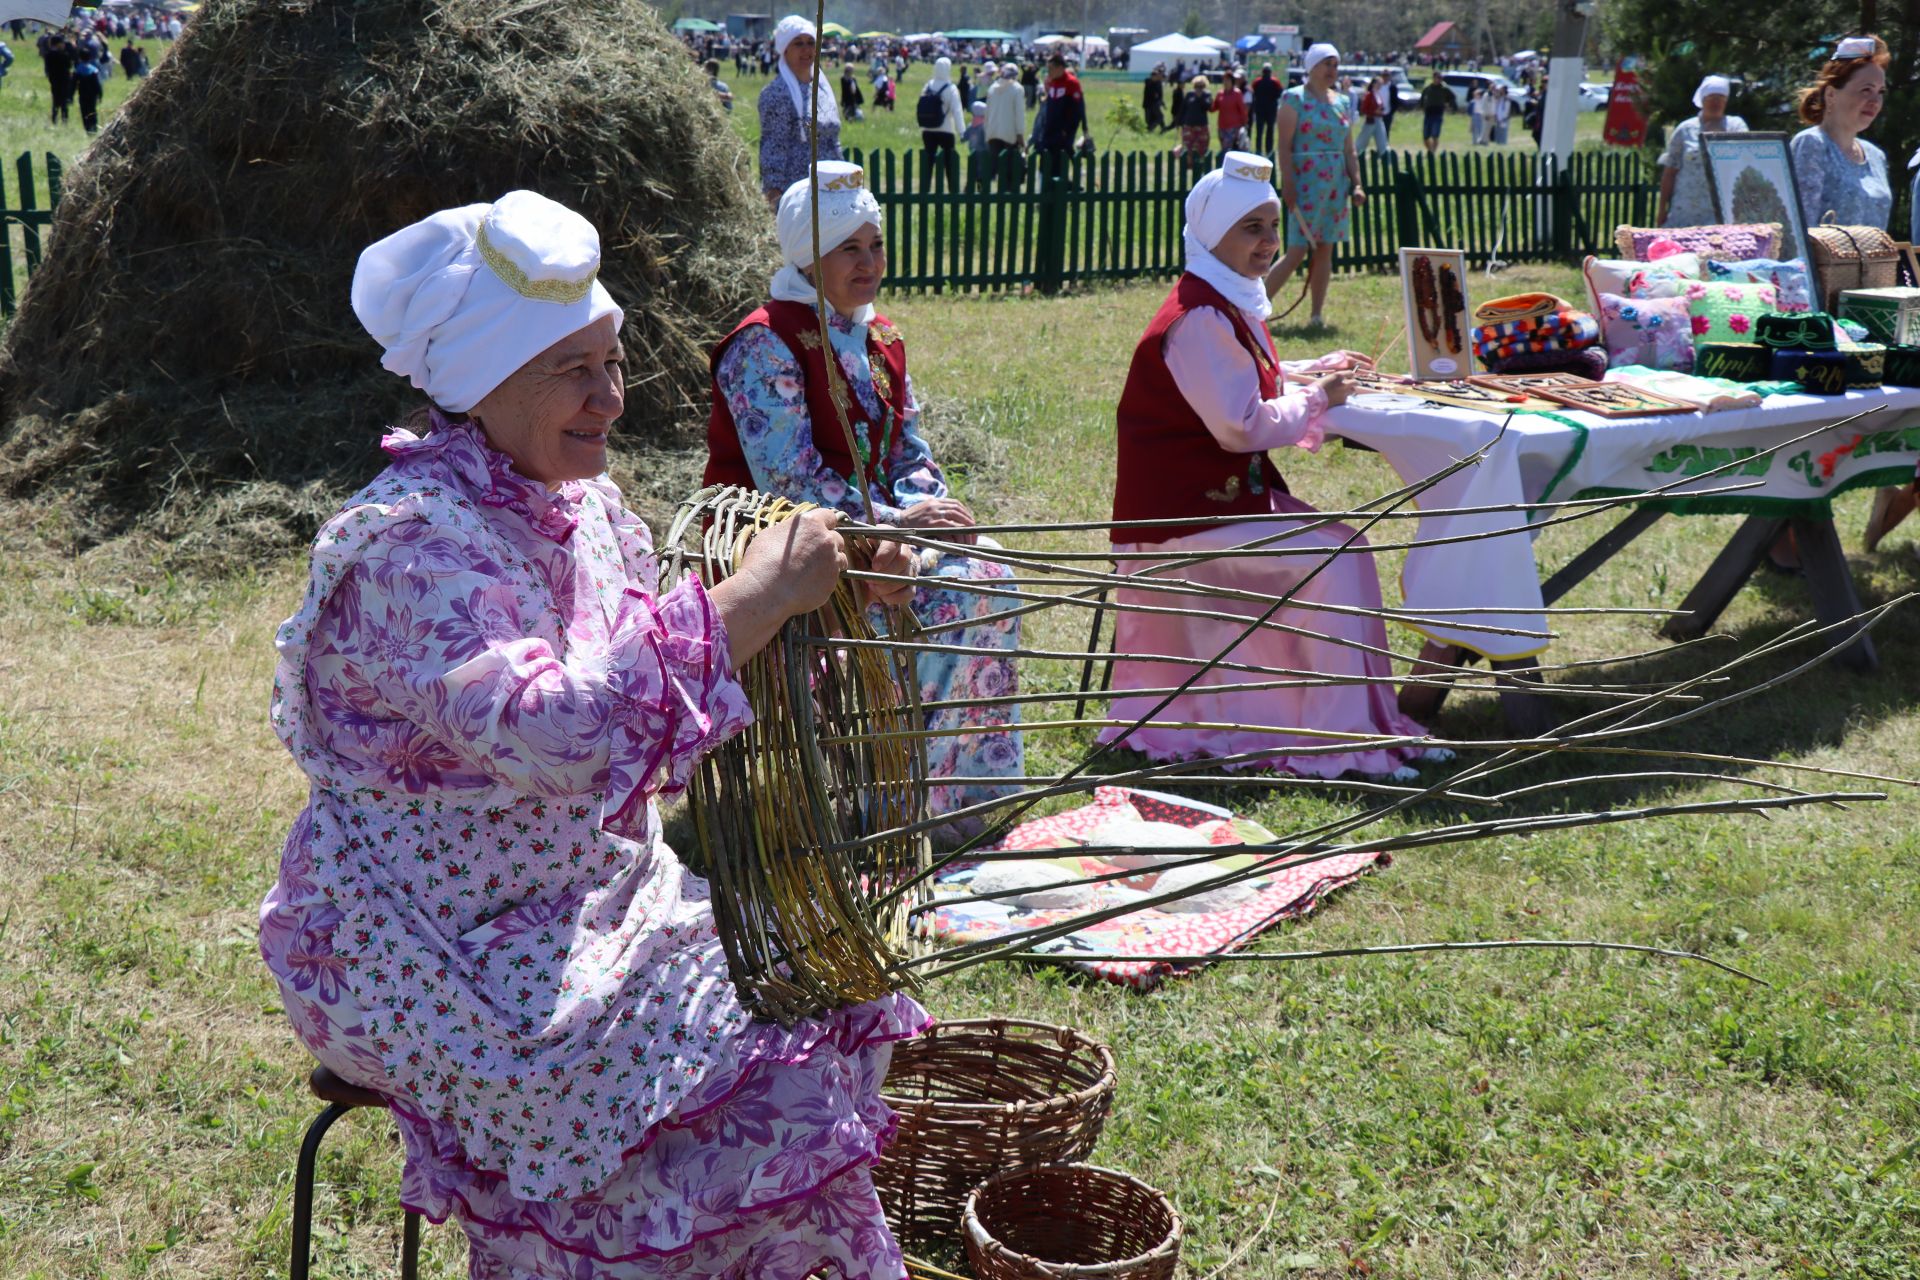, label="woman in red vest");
[1104,152,1438,780]
[708,161,1023,840]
